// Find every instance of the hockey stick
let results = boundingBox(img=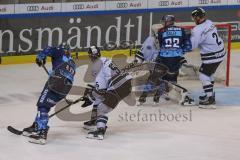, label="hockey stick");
[7,97,84,136]
[42,65,49,75]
